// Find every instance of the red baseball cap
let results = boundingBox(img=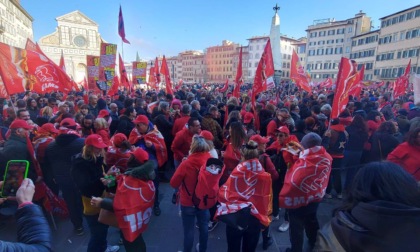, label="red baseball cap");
[97,109,110,119]
[60,118,77,127]
[10,119,34,130]
[132,147,149,164]
[200,130,214,141]
[243,112,254,124]
[111,133,127,147]
[276,126,290,134]
[133,115,149,125]
[250,135,269,144]
[85,134,108,148]
[38,123,59,134]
